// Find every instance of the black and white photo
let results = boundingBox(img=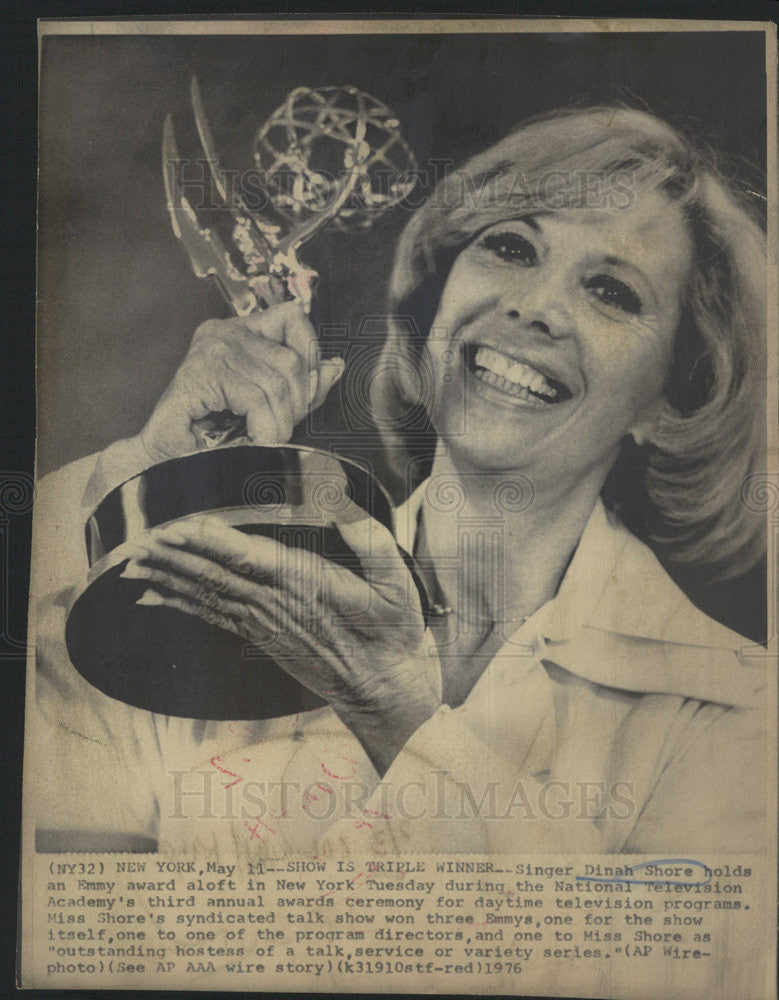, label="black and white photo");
[21,18,777,997]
